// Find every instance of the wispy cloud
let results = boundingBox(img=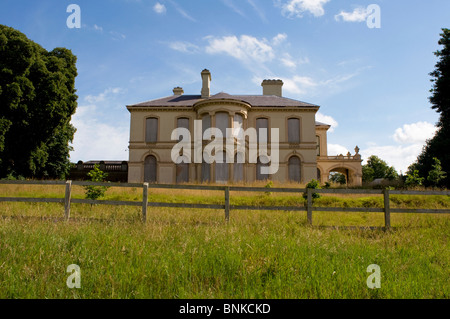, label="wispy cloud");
[205,34,275,64]
[167,0,196,22]
[278,0,331,18]
[85,87,124,104]
[168,41,200,54]
[272,33,287,46]
[335,7,369,22]
[247,0,267,22]
[221,0,246,17]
